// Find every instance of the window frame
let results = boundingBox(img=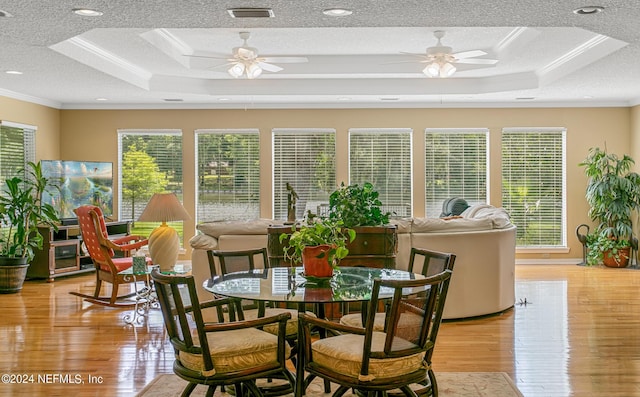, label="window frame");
[272,128,337,220]
[194,128,261,223]
[424,128,489,218]
[501,127,567,250]
[348,127,413,217]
